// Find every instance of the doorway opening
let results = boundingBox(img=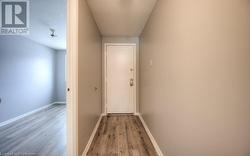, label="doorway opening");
[0,0,68,155]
